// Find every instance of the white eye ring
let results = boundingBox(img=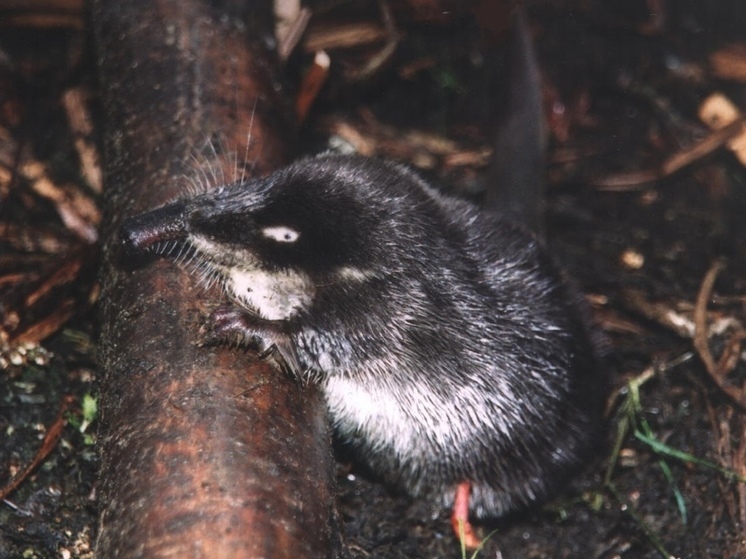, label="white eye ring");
[262,225,300,243]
